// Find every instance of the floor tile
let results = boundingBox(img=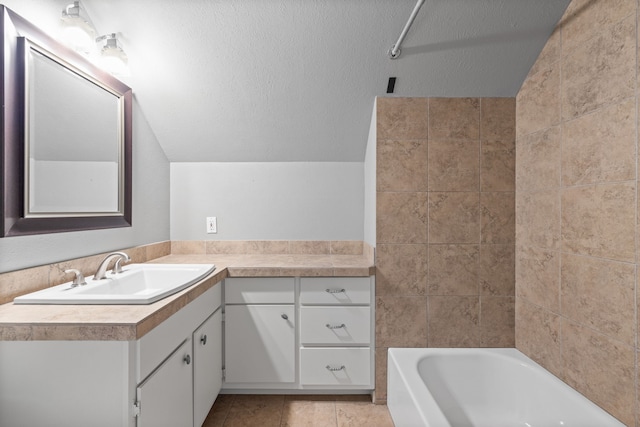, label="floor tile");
[336,402,395,427]
[202,394,394,427]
